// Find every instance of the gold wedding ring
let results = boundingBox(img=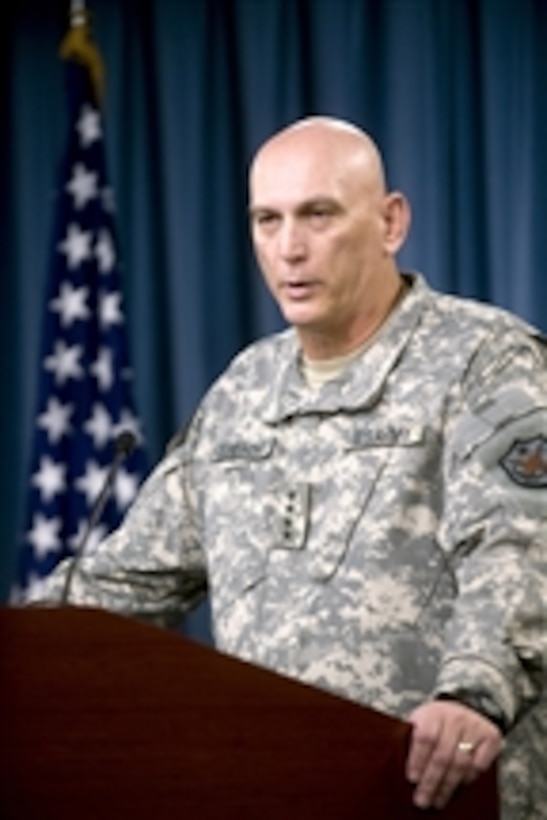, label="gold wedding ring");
[457,740,476,753]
